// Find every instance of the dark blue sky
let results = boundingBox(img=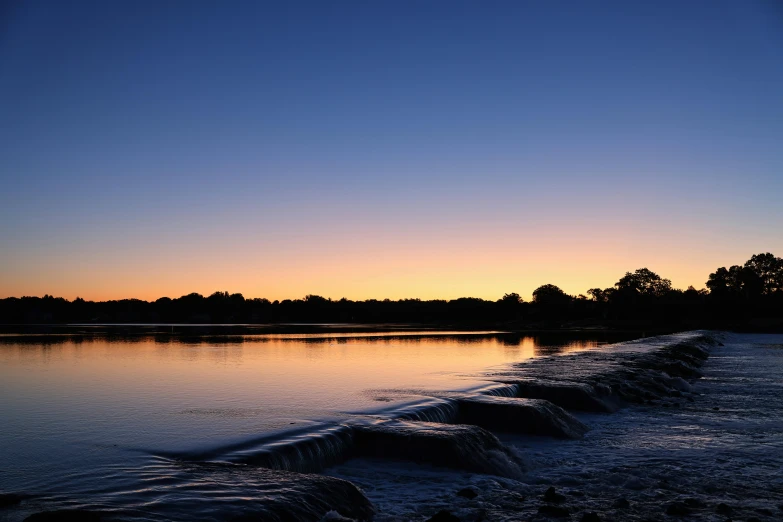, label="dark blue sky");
[1,1,782,300]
